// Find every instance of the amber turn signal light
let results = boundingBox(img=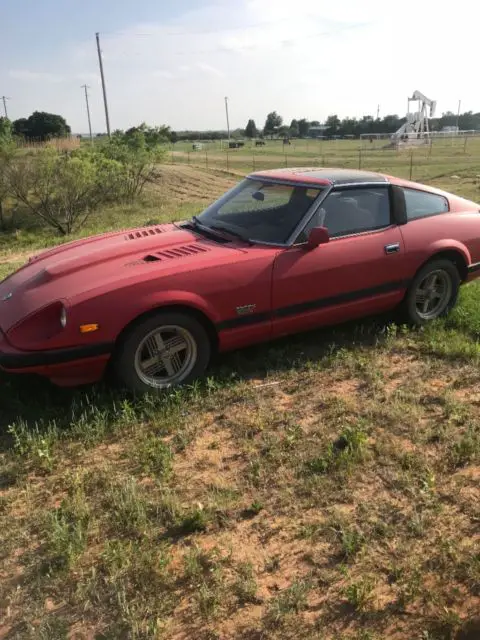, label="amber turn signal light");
[80,324,99,334]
